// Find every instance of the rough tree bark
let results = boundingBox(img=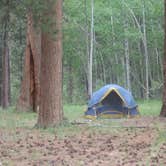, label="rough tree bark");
[16,12,41,112]
[160,0,166,117]
[37,0,63,127]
